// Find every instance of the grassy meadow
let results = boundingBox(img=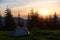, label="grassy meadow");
[0,29,60,40]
